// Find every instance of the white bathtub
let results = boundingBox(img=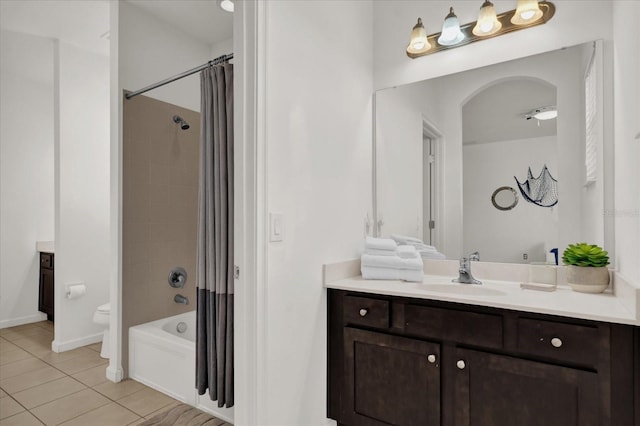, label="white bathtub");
[129,311,234,423]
